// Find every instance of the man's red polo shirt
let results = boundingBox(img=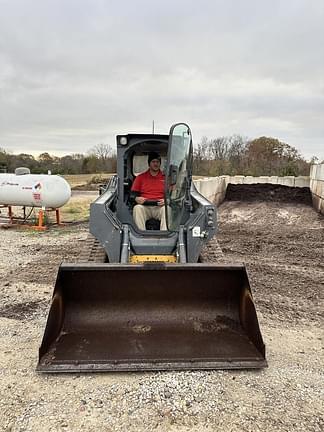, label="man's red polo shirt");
[131,169,165,200]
